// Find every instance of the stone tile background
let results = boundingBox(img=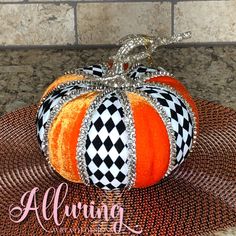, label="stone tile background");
[0,4,75,46]
[174,1,236,43]
[0,1,236,46]
[77,2,171,44]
